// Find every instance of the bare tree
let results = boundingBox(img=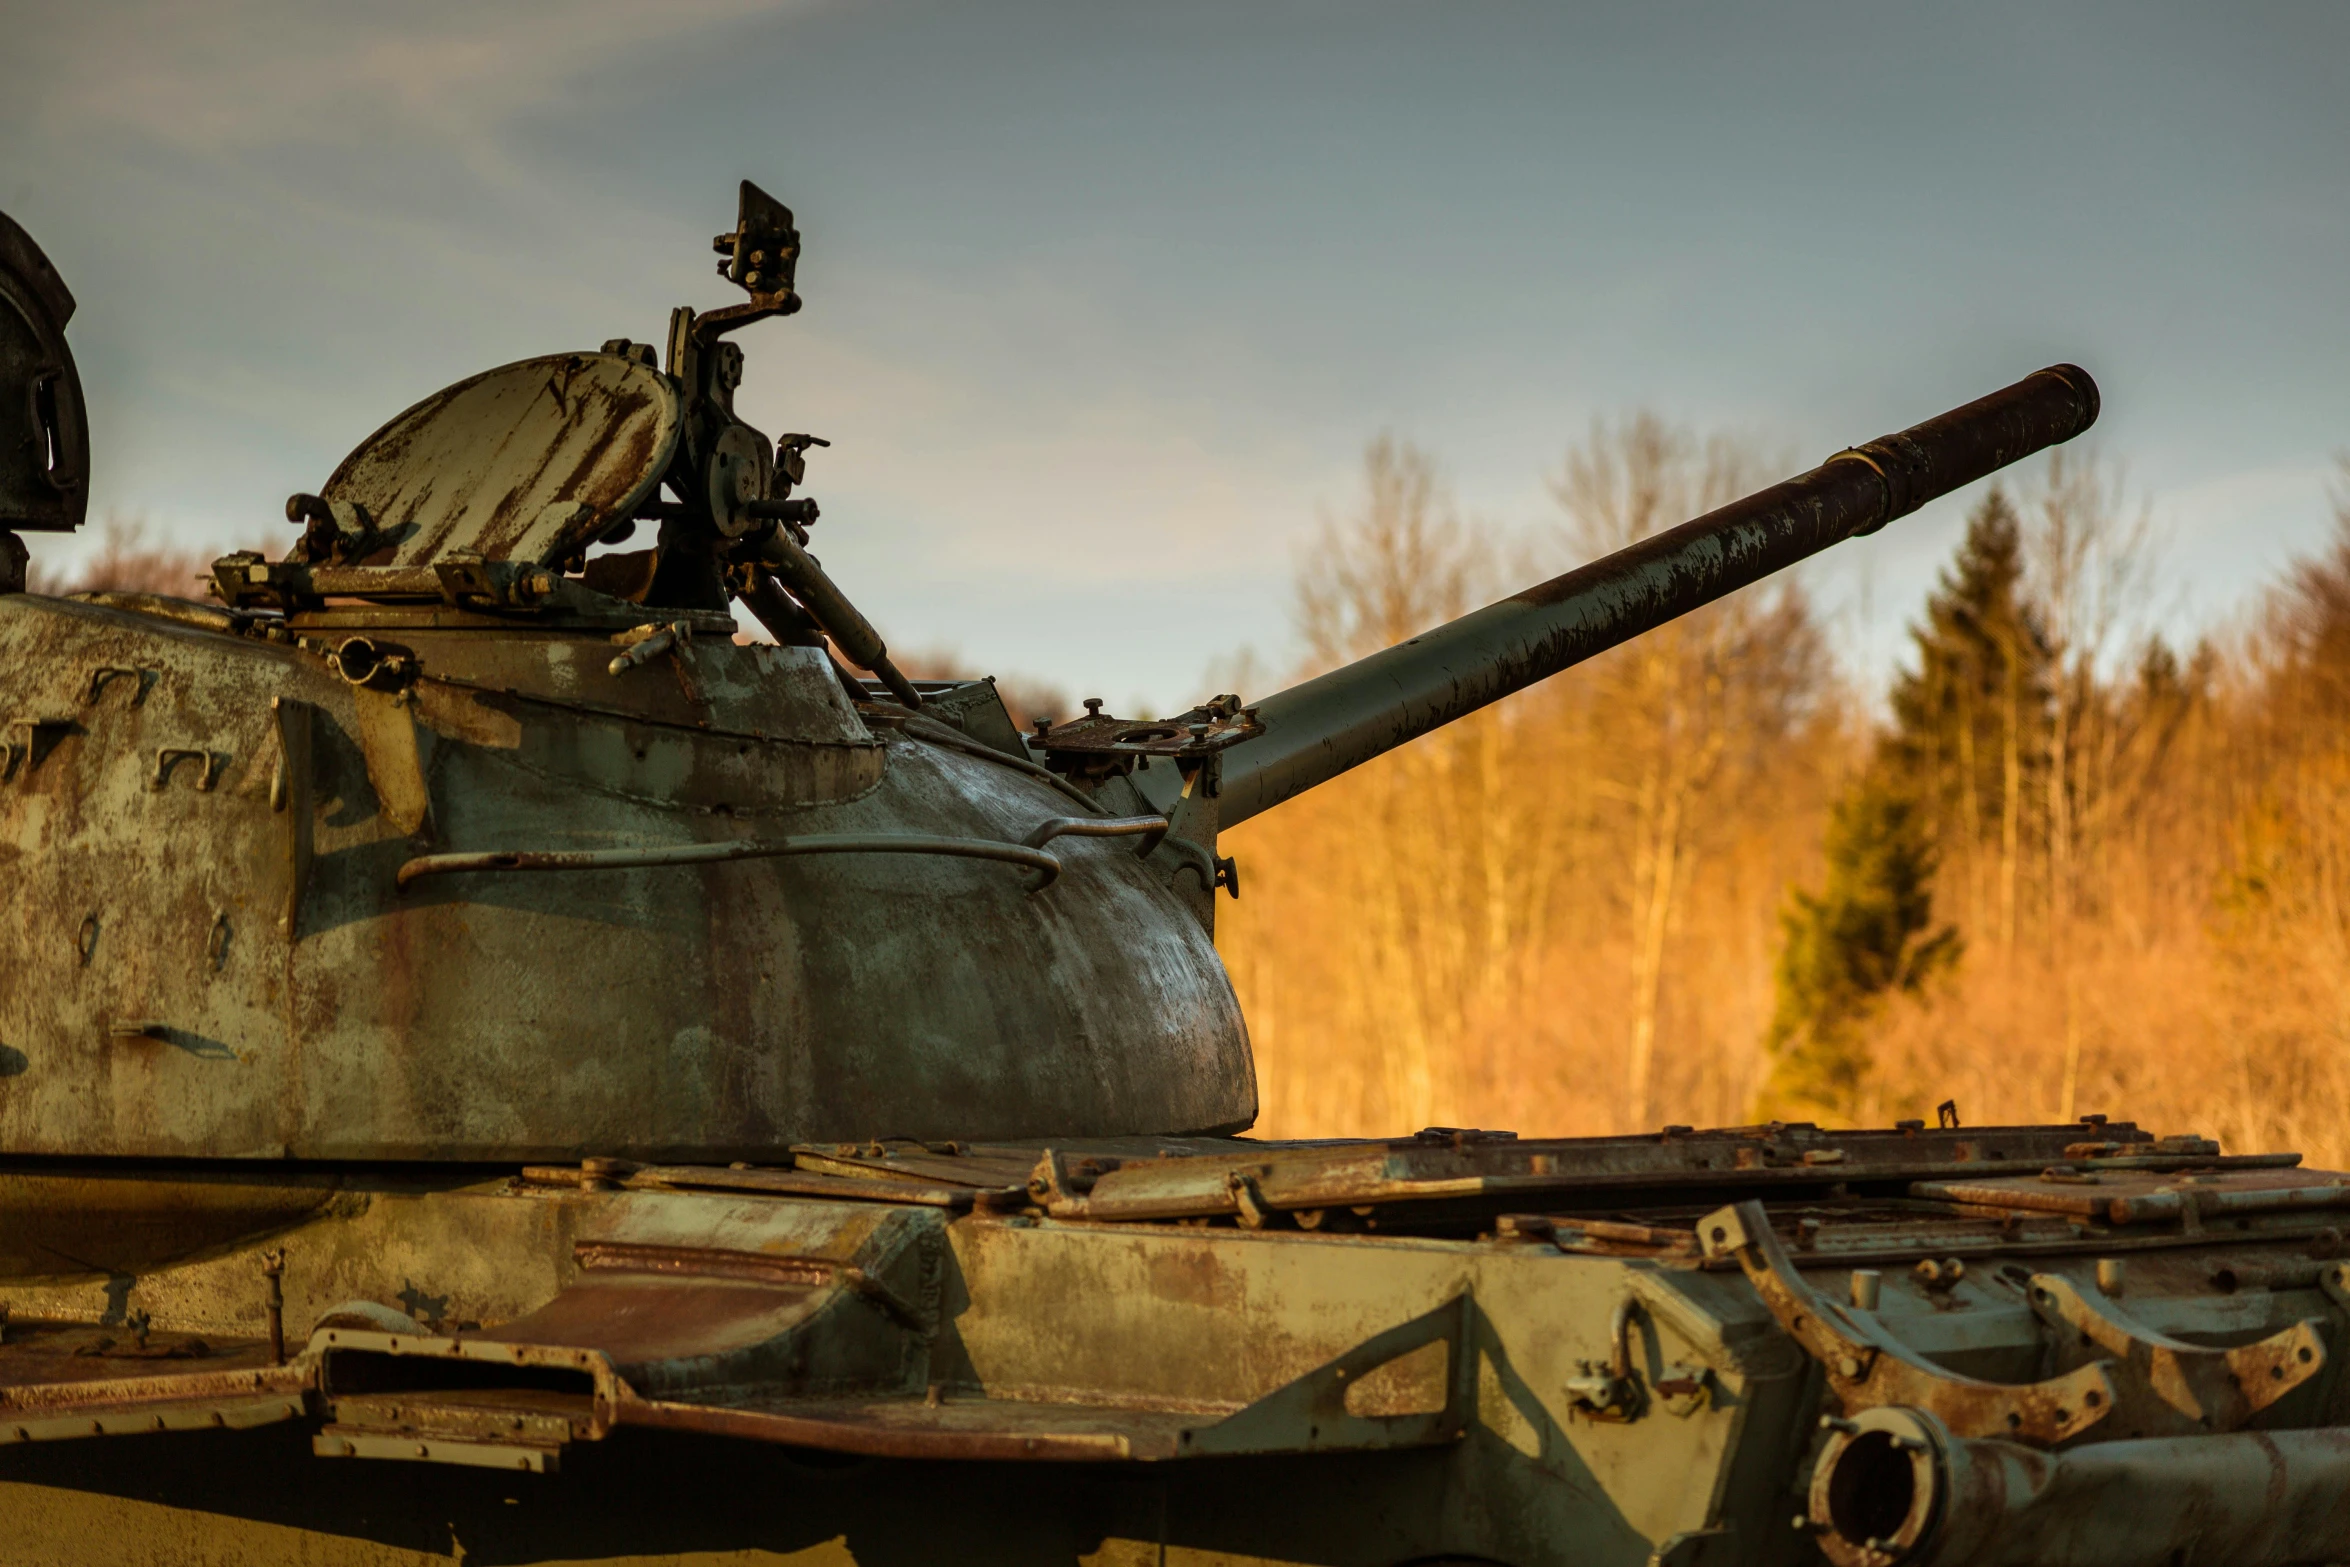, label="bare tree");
[1551,414,1818,1129]
[2019,449,2153,1119]
[1286,437,1496,1128]
[25,516,227,598]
